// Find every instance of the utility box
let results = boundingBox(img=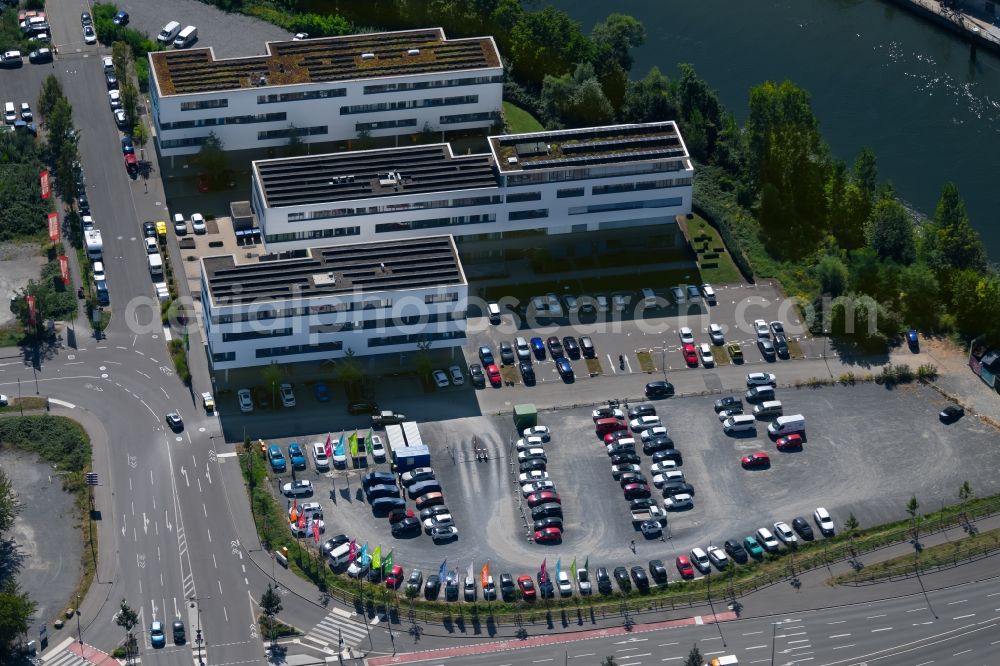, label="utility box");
[513,404,537,431]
